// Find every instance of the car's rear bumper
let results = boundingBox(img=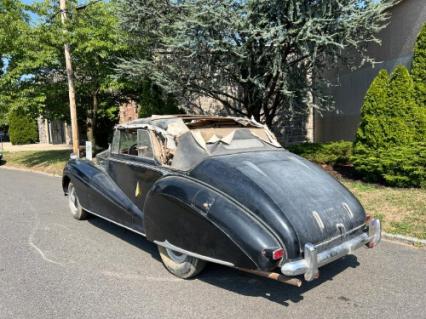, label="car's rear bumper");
[281,218,381,281]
